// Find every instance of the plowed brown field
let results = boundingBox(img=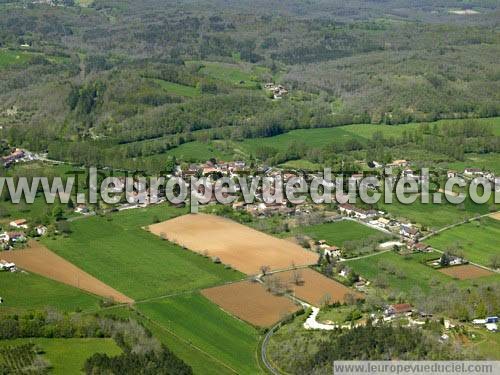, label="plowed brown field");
[270,268,363,306]
[148,214,319,275]
[2,241,133,304]
[438,264,495,280]
[201,280,300,327]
